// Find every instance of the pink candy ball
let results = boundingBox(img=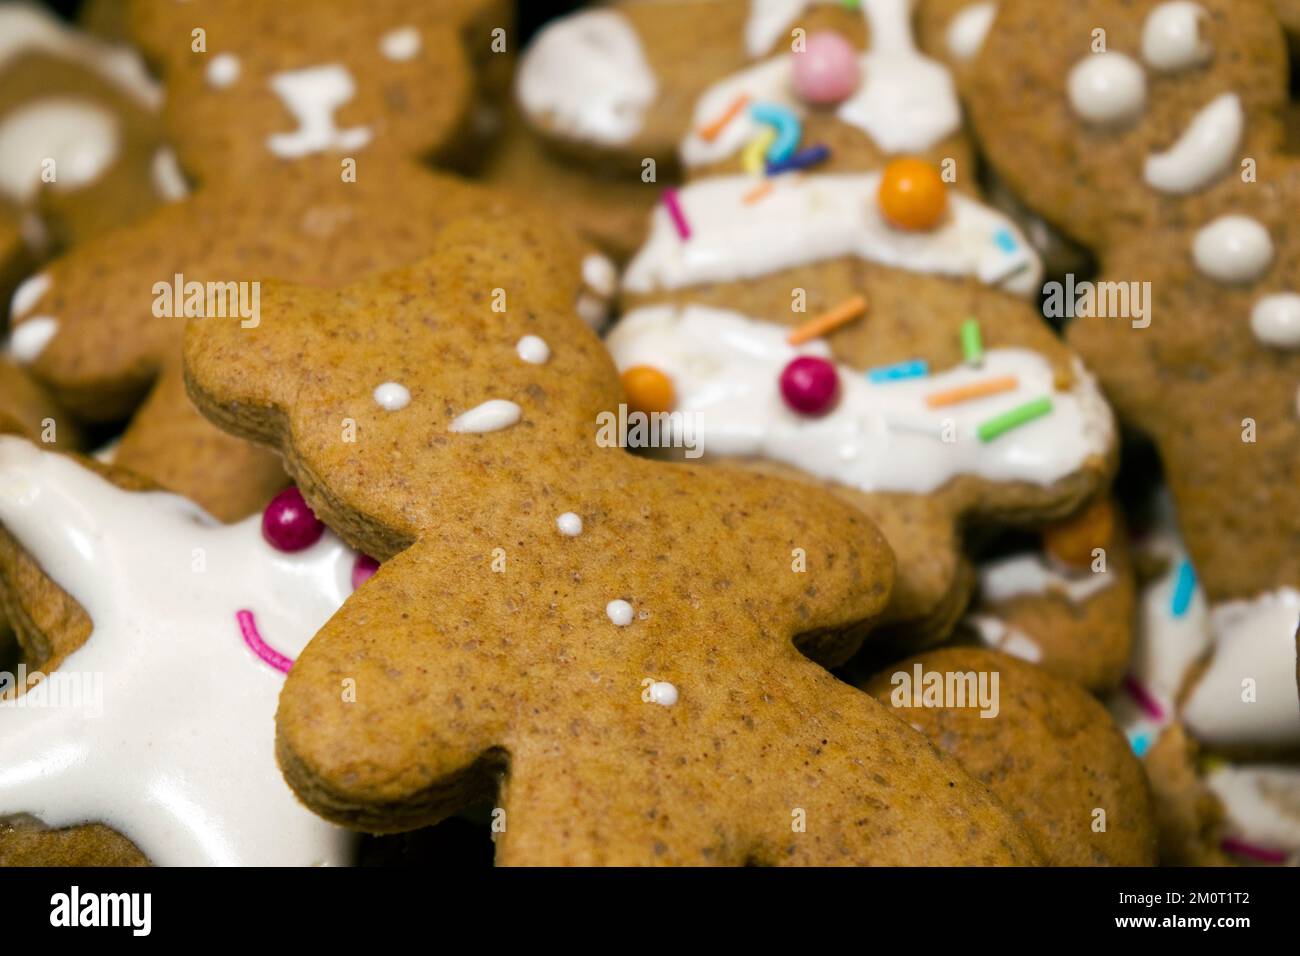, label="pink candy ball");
[262,486,325,552]
[792,31,861,105]
[351,554,379,591]
[780,356,840,415]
